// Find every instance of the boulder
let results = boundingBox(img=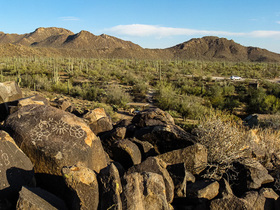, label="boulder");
[240,158,274,189]
[132,108,175,127]
[62,165,99,210]
[4,104,108,175]
[210,196,253,210]
[131,138,158,160]
[134,124,196,153]
[0,81,22,103]
[0,130,34,199]
[157,143,207,175]
[187,180,219,201]
[16,186,67,210]
[0,95,49,122]
[98,162,123,210]
[242,189,279,210]
[122,172,172,210]
[217,179,233,198]
[83,108,113,135]
[127,157,174,203]
[111,139,142,169]
[166,163,195,198]
[50,97,73,112]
